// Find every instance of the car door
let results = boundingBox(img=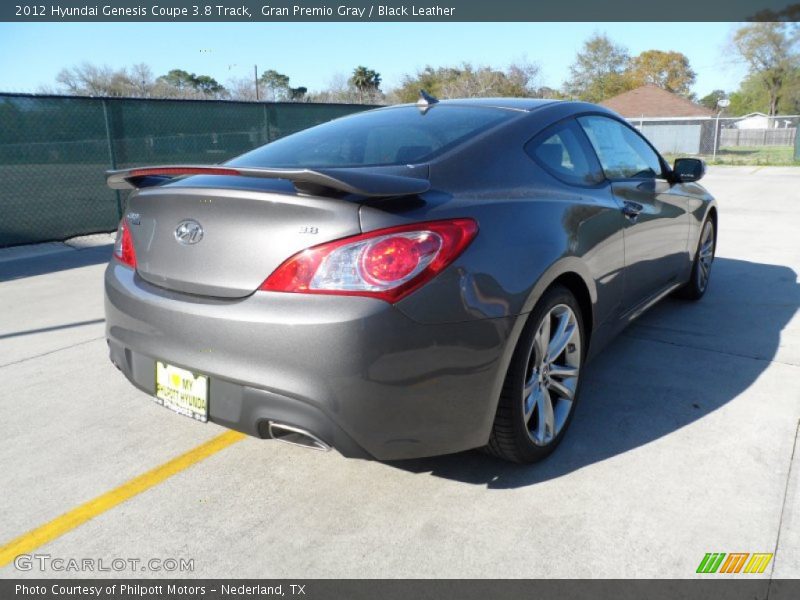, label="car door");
[525,117,627,327]
[577,115,690,312]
